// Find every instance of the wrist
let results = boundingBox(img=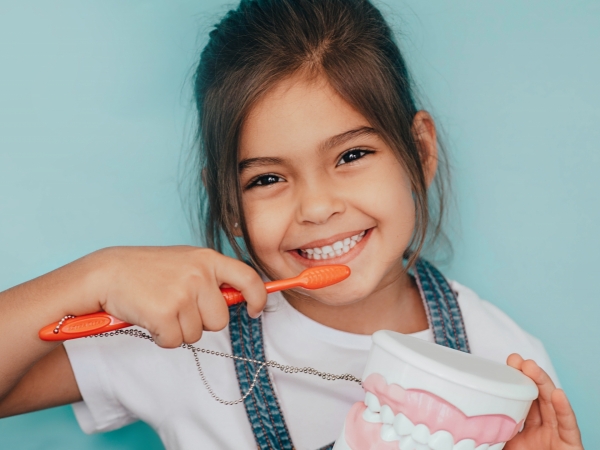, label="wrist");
[69,247,117,315]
